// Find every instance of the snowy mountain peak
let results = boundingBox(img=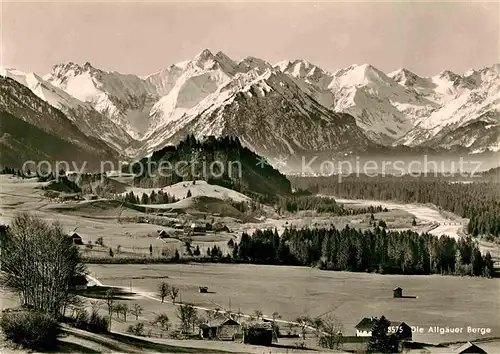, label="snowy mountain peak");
[238,56,272,73]
[389,68,423,86]
[192,49,217,69]
[275,59,326,80]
